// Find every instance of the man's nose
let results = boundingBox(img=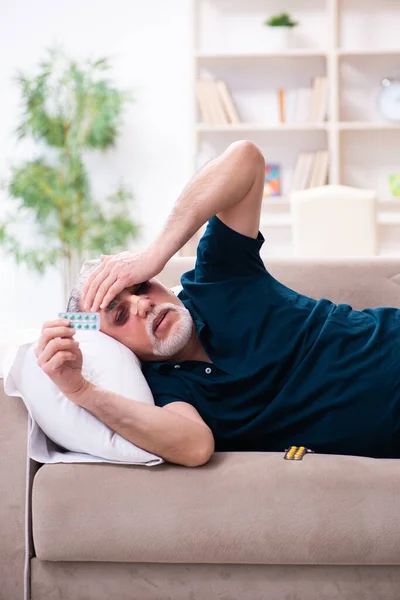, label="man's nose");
[130,295,155,318]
